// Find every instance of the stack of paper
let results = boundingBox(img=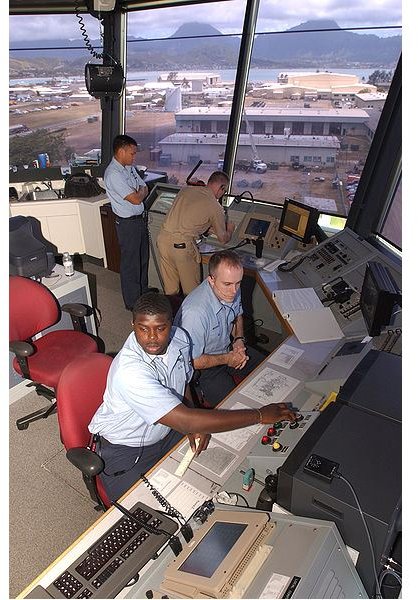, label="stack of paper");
[273,287,344,344]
